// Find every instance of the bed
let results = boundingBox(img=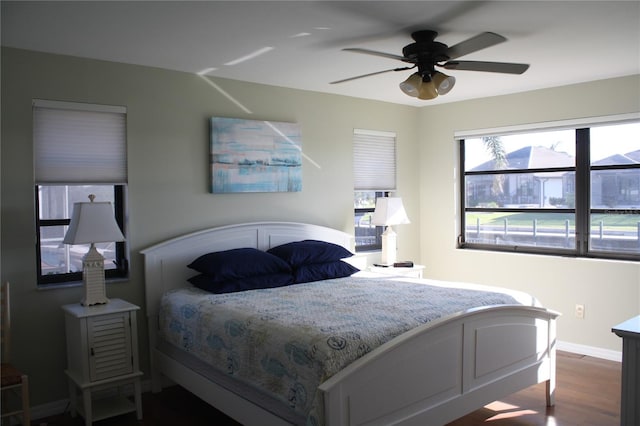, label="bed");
[141,221,559,426]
